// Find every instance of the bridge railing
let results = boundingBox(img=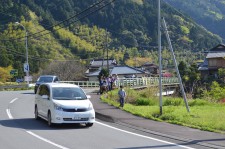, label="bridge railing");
[115,77,179,87]
[59,81,100,88]
[60,77,179,88]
